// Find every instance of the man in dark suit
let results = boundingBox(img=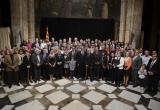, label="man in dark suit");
[76,48,85,79]
[31,48,43,82]
[0,54,5,85]
[22,50,32,84]
[41,49,49,80]
[55,50,64,79]
[145,51,160,96]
